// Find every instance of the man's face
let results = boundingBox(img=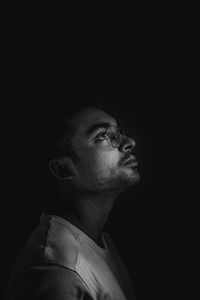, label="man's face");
[70,108,140,193]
